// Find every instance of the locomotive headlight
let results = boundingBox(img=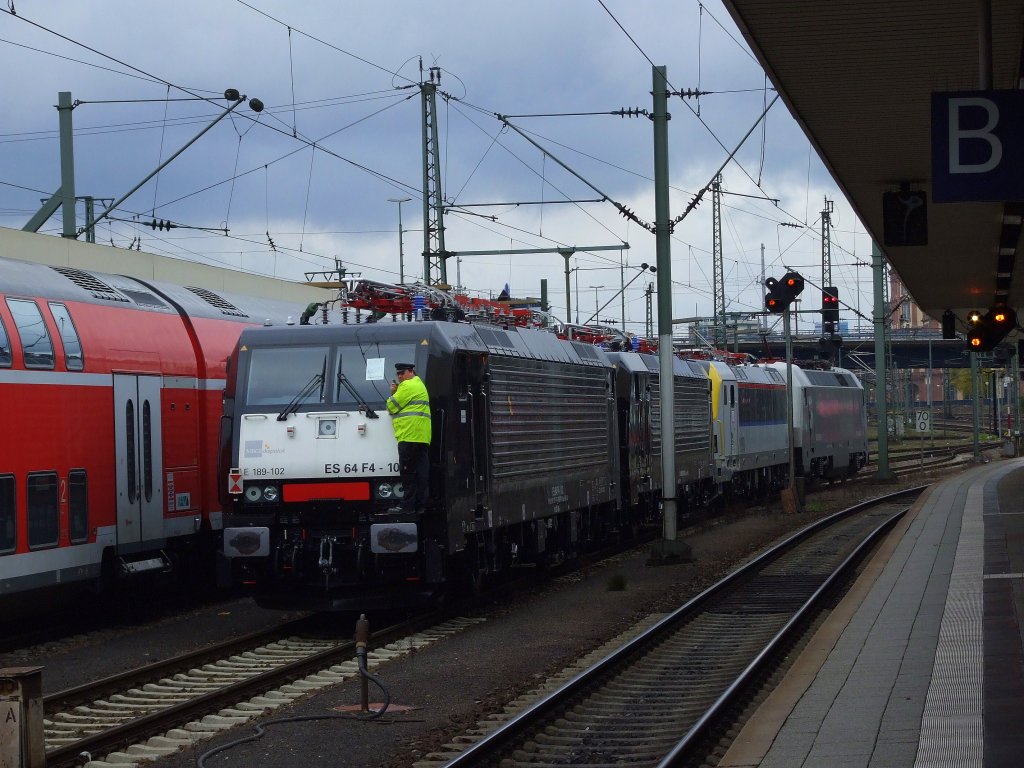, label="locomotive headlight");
[318,418,338,437]
[244,486,263,502]
[262,485,280,502]
[392,482,407,499]
[376,482,394,499]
